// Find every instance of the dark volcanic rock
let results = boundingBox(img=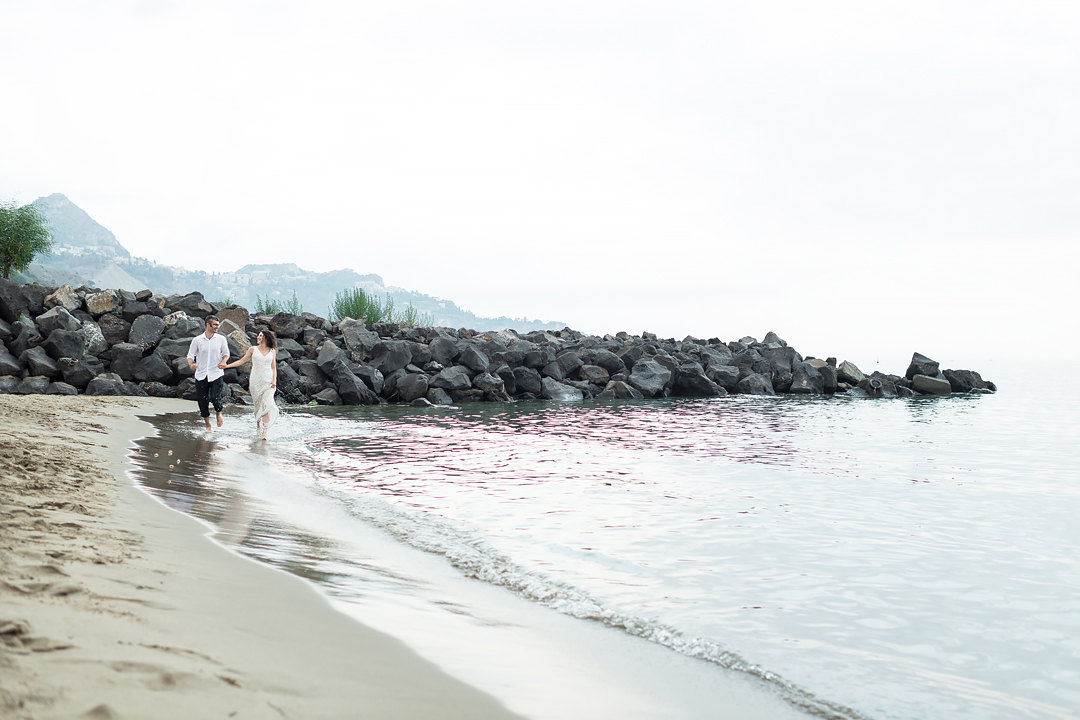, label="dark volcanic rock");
[86,372,127,396]
[134,353,175,384]
[905,353,940,381]
[789,362,825,395]
[270,312,307,339]
[129,314,166,351]
[512,366,543,395]
[430,366,472,392]
[736,373,775,395]
[110,343,144,381]
[396,373,429,402]
[17,376,51,394]
[97,313,131,347]
[372,340,413,375]
[58,358,95,388]
[672,362,723,397]
[20,347,59,379]
[36,306,82,336]
[332,359,382,405]
[46,381,79,396]
[628,359,673,398]
[43,329,86,362]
